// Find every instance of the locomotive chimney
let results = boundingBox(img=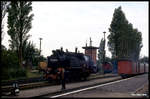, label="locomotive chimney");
[75,47,78,53]
[86,40,87,47]
[66,49,68,53]
[61,47,63,52]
